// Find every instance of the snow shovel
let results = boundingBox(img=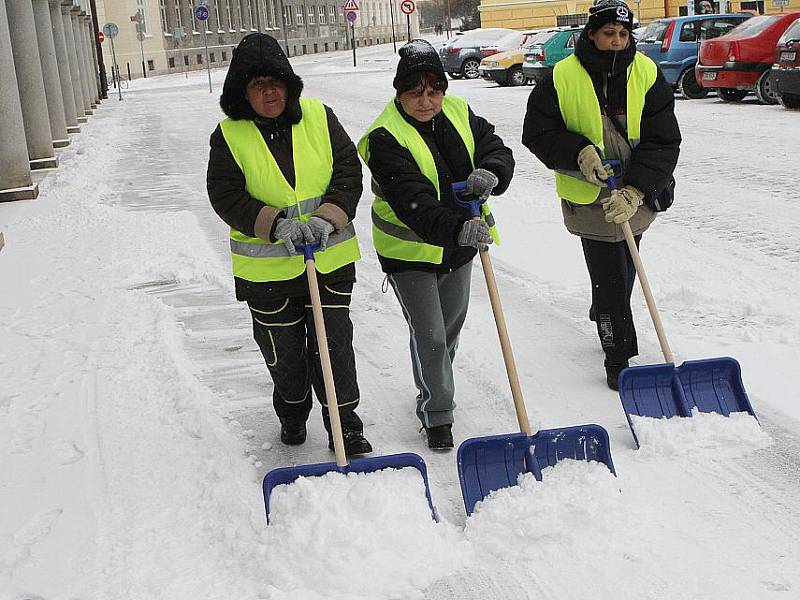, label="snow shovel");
[451,183,616,516]
[262,243,437,522]
[603,161,757,447]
